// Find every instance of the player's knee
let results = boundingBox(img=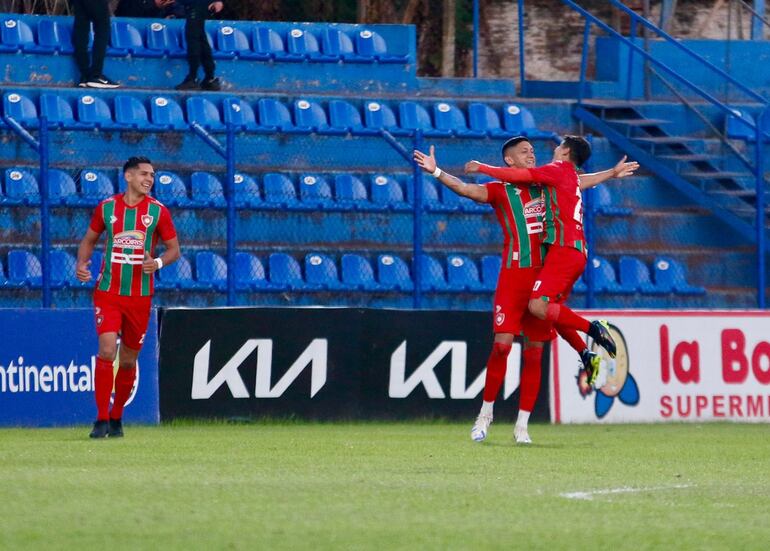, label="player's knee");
[97,345,117,361]
[492,341,512,359]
